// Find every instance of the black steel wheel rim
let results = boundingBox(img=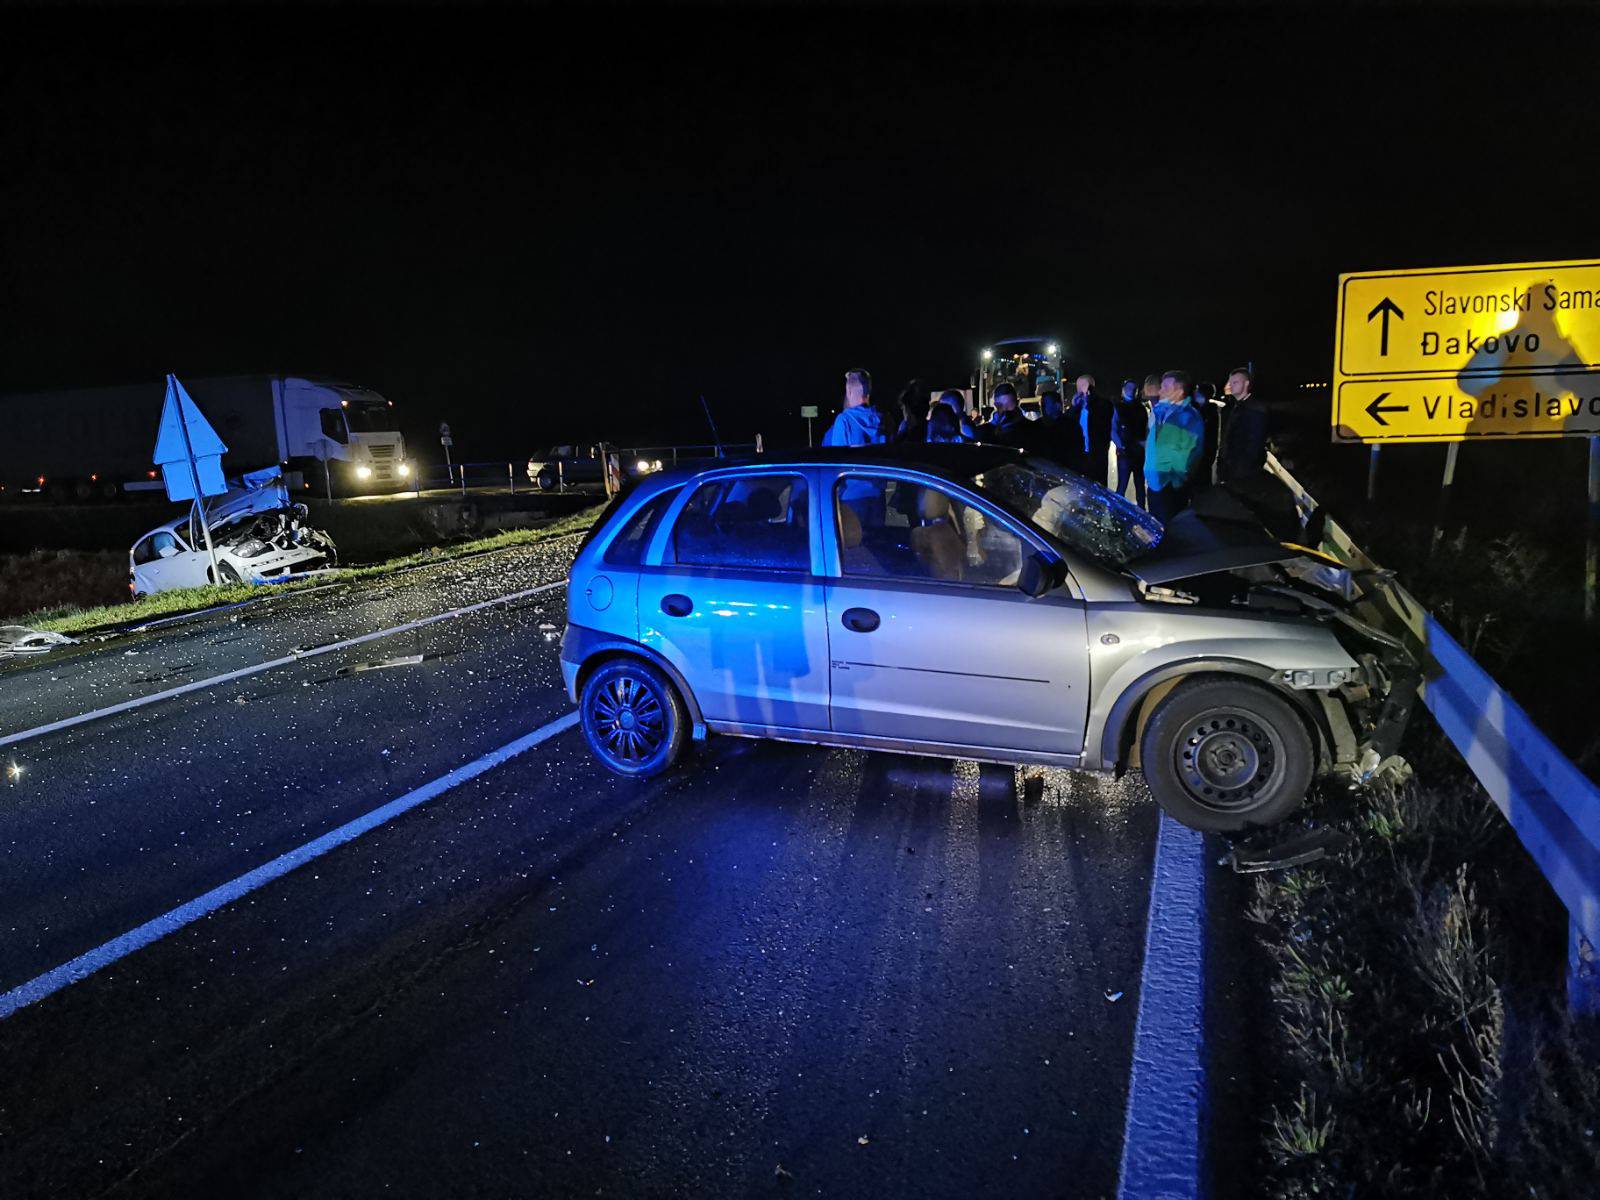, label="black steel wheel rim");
[590,673,667,764]
[1173,708,1279,812]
